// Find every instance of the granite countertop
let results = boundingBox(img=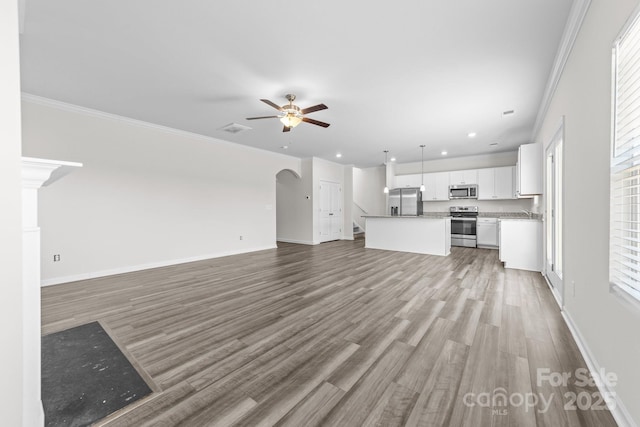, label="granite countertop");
[362,214,451,219]
[361,212,541,220]
[421,212,451,218]
[413,211,543,220]
[480,212,542,220]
